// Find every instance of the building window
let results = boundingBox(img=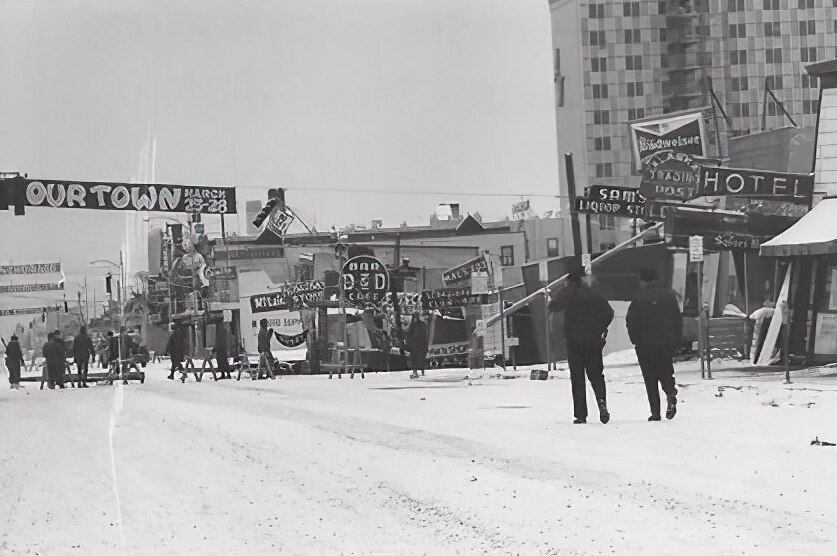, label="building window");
[626,55,643,71]
[763,0,780,8]
[802,74,818,89]
[798,0,815,7]
[765,75,783,90]
[595,163,613,178]
[598,214,616,230]
[727,0,745,10]
[589,30,606,47]
[659,27,667,42]
[546,238,560,258]
[731,76,749,91]
[801,47,818,63]
[628,107,645,121]
[594,137,611,151]
[766,48,782,64]
[592,84,609,99]
[728,23,746,38]
[658,0,668,14]
[623,2,640,16]
[593,110,610,124]
[624,29,641,44]
[741,103,750,117]
[588,3,605,18]
[767,102,778,117]
[627,82,644,97]
[500,246,515,267]
[799,21,816,36]
[730,50,748,65]
[764,22,781,37]
[803,99,819,114]
[591,57,608,72]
